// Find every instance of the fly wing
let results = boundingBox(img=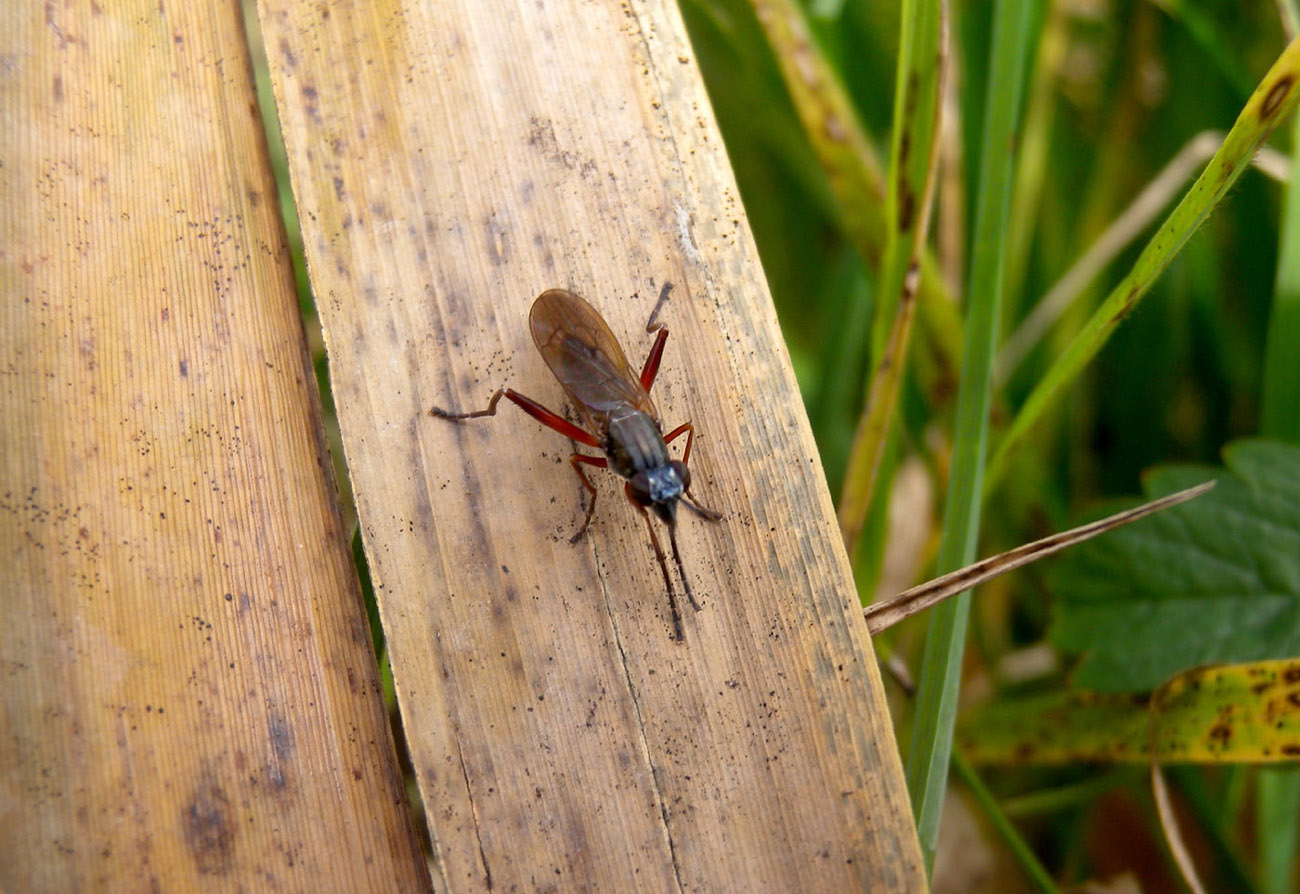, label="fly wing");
[530,289,659,433]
